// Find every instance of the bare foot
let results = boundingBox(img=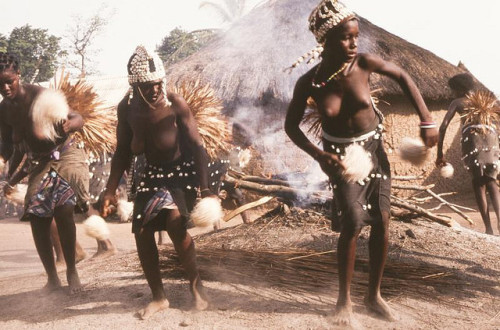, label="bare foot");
[92,240,117,259]
[364,295,395,321]
[137,299,169,320]
[92,248,117,259]
[67,269,83,295]
[76,250,88,263]
[191,277,209,311]
[331,303,353,326]
[42,278,62,293]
